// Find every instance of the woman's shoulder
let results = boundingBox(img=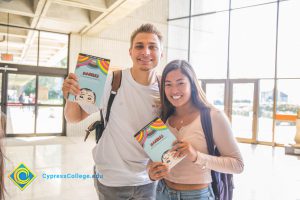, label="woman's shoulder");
[209,107,228,122]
